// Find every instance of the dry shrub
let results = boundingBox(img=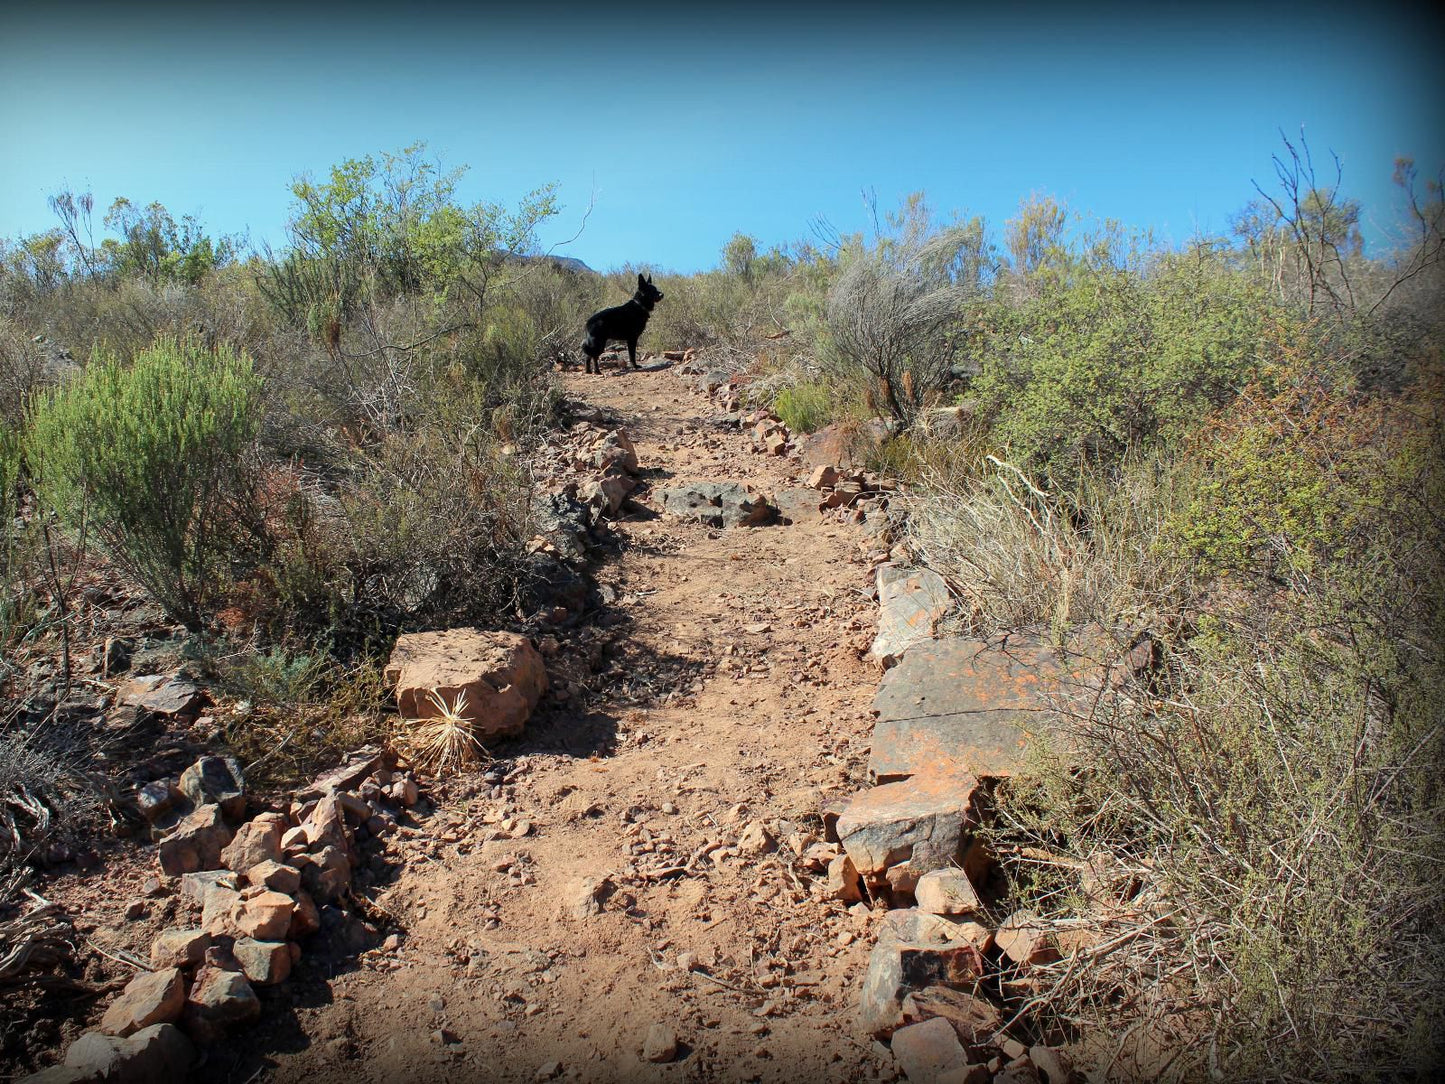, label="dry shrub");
[402,690,490,775]
[904,453,1194,639]
[976,374,1445,1081]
